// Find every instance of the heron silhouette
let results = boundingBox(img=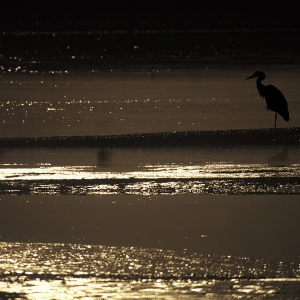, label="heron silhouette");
[246,71,289,129]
